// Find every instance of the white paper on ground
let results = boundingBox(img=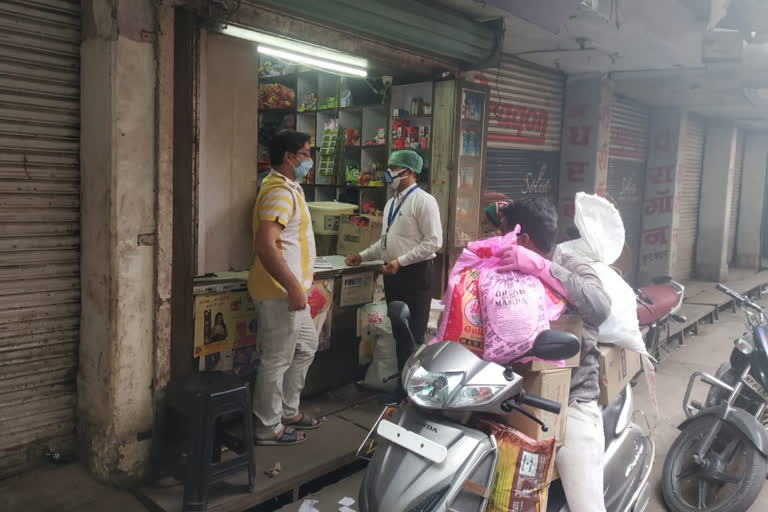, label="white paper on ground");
[298,500,320,512]
[339,507,357,512]
[338,497,356,507]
